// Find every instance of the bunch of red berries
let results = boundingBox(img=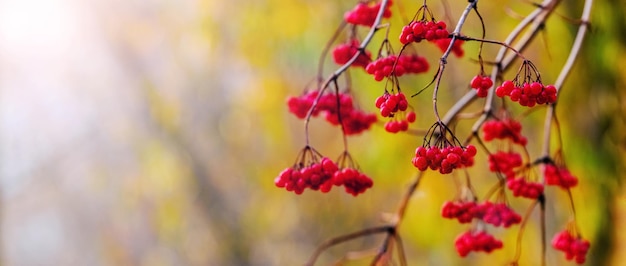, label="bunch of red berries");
[333,168,373,196]
[412,145,477,174]
[365,54,429,81]
[399,20,449,44]
[507,177,544,199]
[332,39,372,68]
[544,164,579,189]
[433,38,464,57]
[344,0,393,27]
[383,111,416,133]
[275,157,339,195]
[474,202,521,228]
[454,230,503,257]
[488,151,523,179]
[482,118,528,146]
[441,201,477,223]
[287,91,377,135]
[551,230,590,264]
[375,92,408,117]
[495,80,558,107]
[470,75,494,97]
